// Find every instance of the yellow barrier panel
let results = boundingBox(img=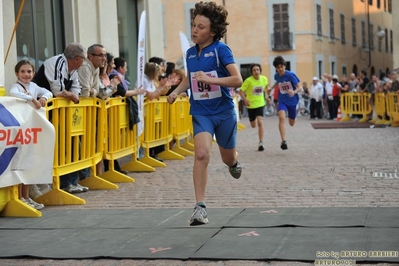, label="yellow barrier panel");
[0,86,6,96]
[36,98,116,206]
[233,96,246,130]
[0,185,41,217]
[181,115,195,152]
[386,92,399,127]
[140,97,184,167]
[339,92,372,122]
[169,96,194,156]
[238,122,246,131]
[101,97,153,178]
[372,92,390,125]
